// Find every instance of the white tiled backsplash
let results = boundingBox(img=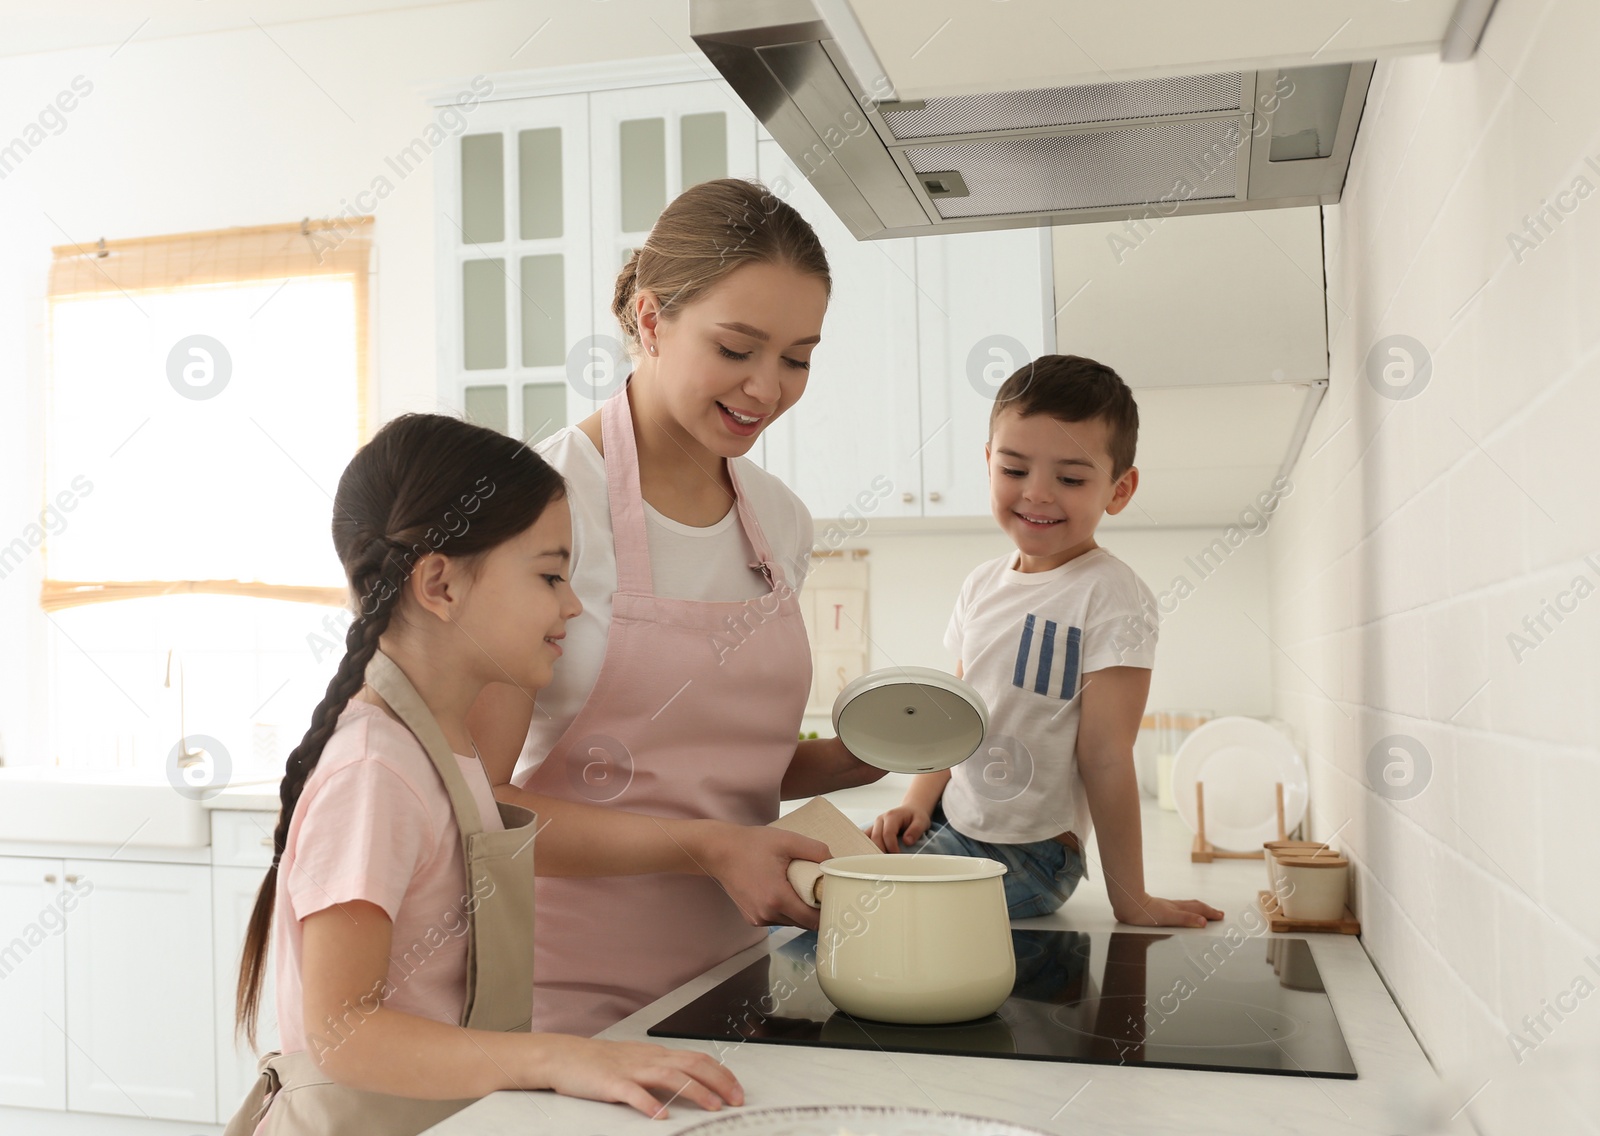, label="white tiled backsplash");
[1268,0,1600,1123]
[799,523,1277,736]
